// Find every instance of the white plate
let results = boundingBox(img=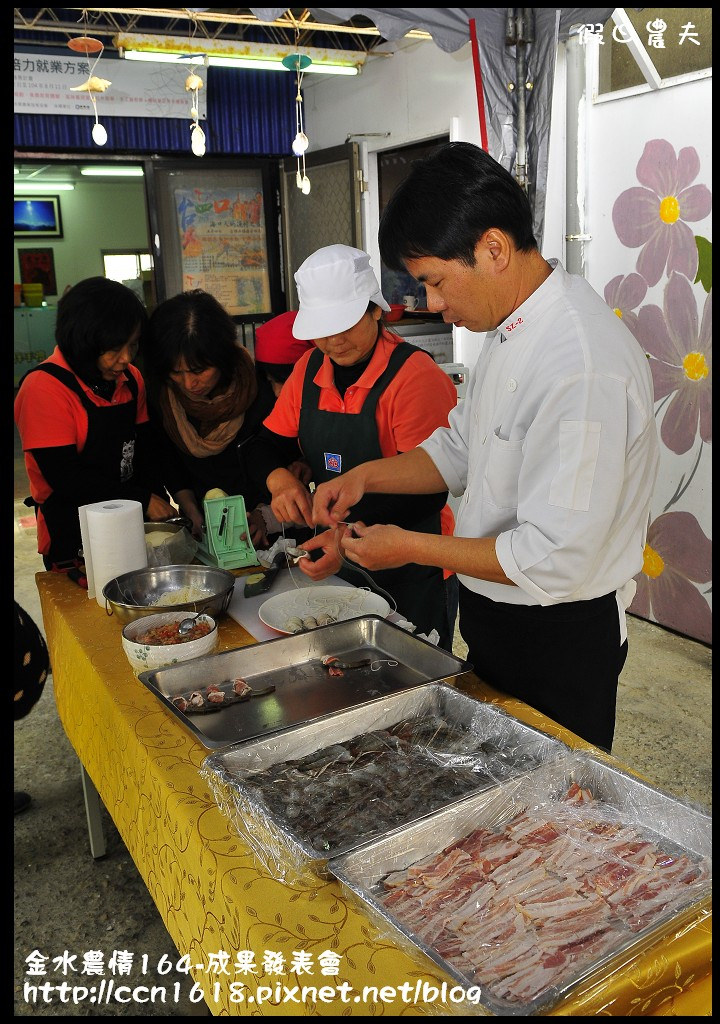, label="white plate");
[259,585,390,635]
